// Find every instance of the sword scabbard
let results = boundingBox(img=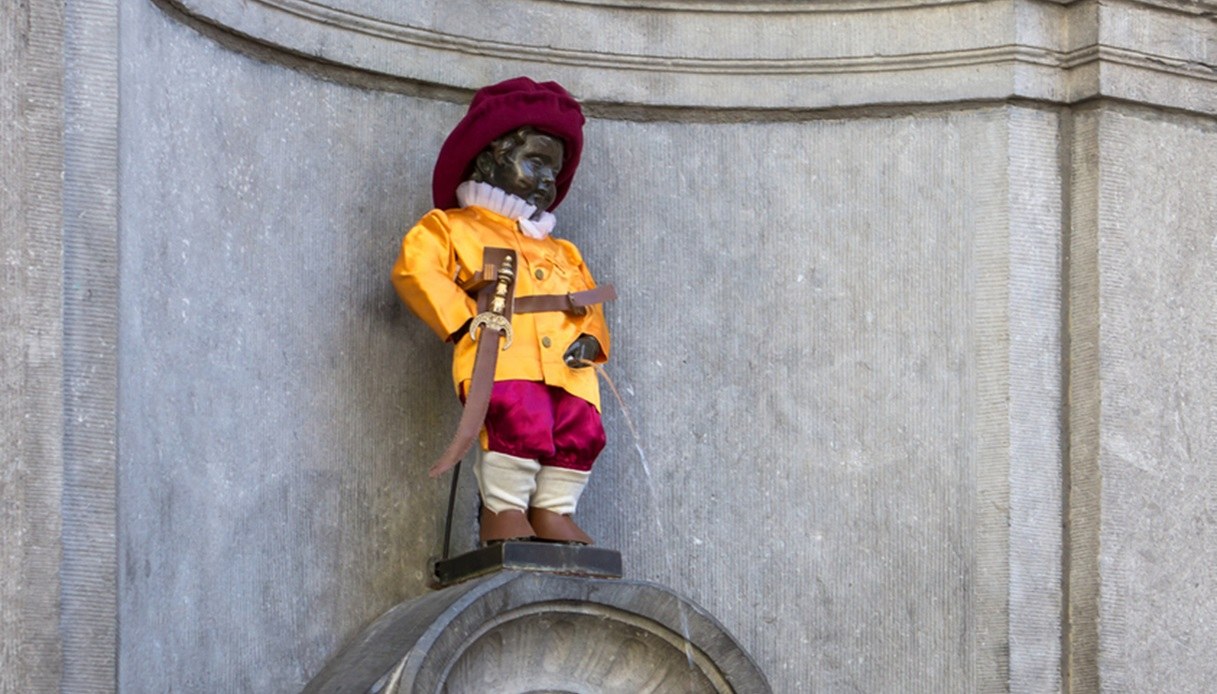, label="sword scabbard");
[431,248,518,477]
